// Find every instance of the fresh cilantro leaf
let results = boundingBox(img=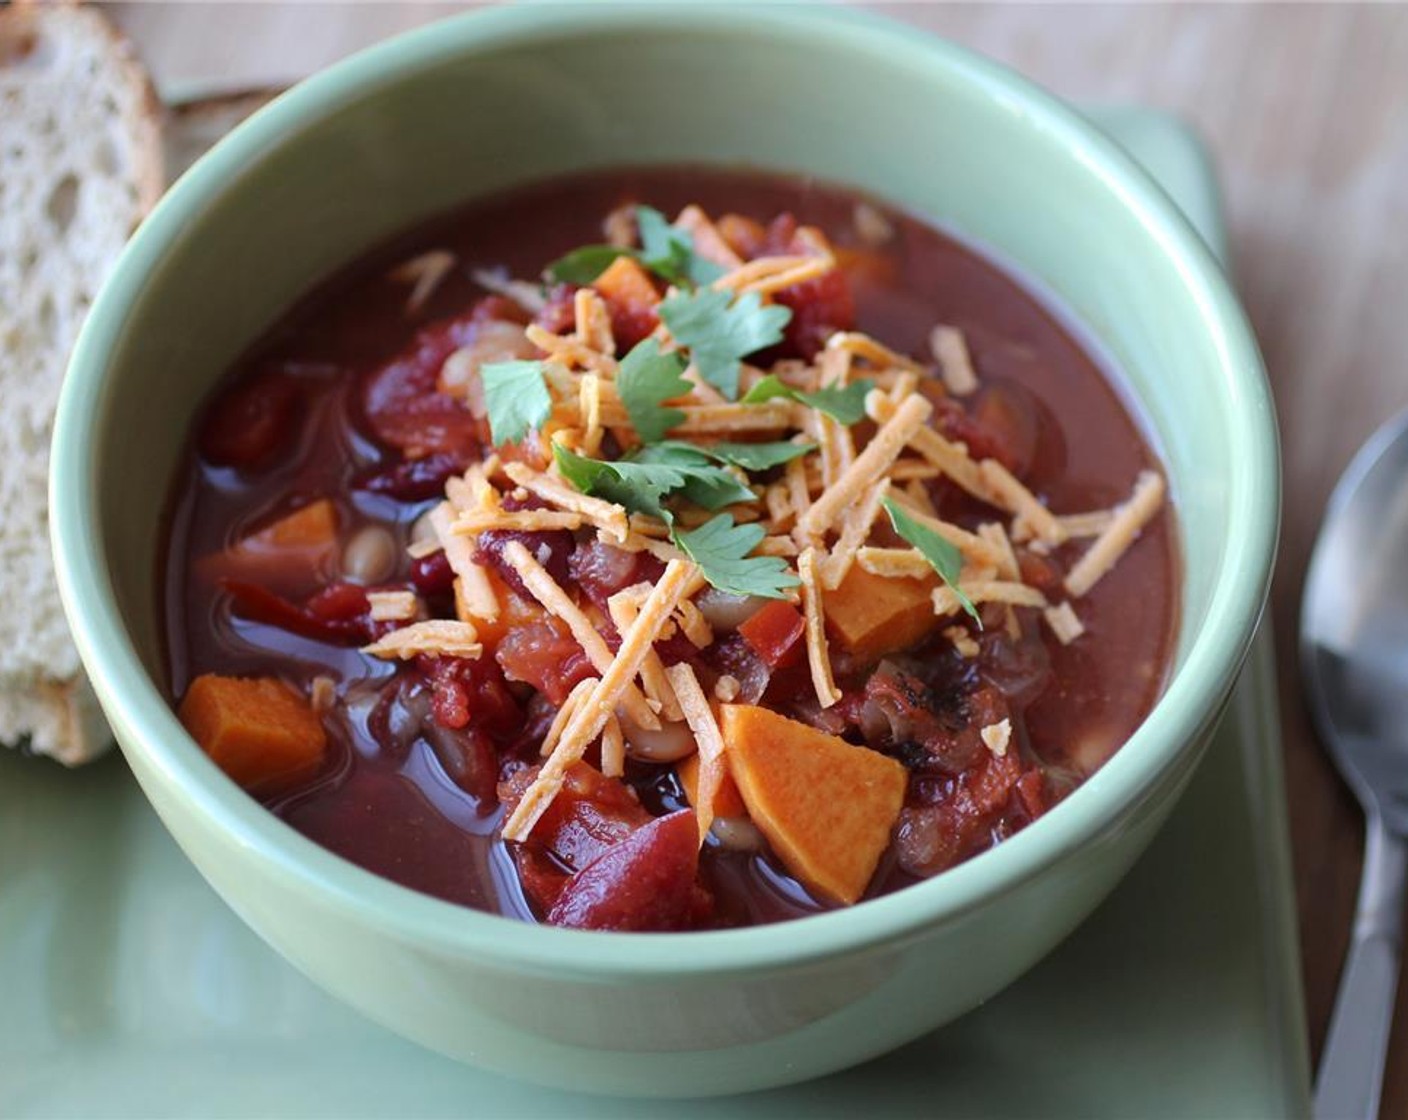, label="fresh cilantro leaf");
[673,514,800,600]
[673,467,755,511]
[741,373,874,425]
[616,338,690,443]
[628,440,714,468]
[553,444,752,519]
[703,440,815,471]
[547,244,632,284]
[636,205,725,287]
[634,438,812,473]
[658,287,791,400]
[882,497,981,627]
[796,380,874,425]
[481,360,552,446]
[738,374,792,406]
[553,444,674,522]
